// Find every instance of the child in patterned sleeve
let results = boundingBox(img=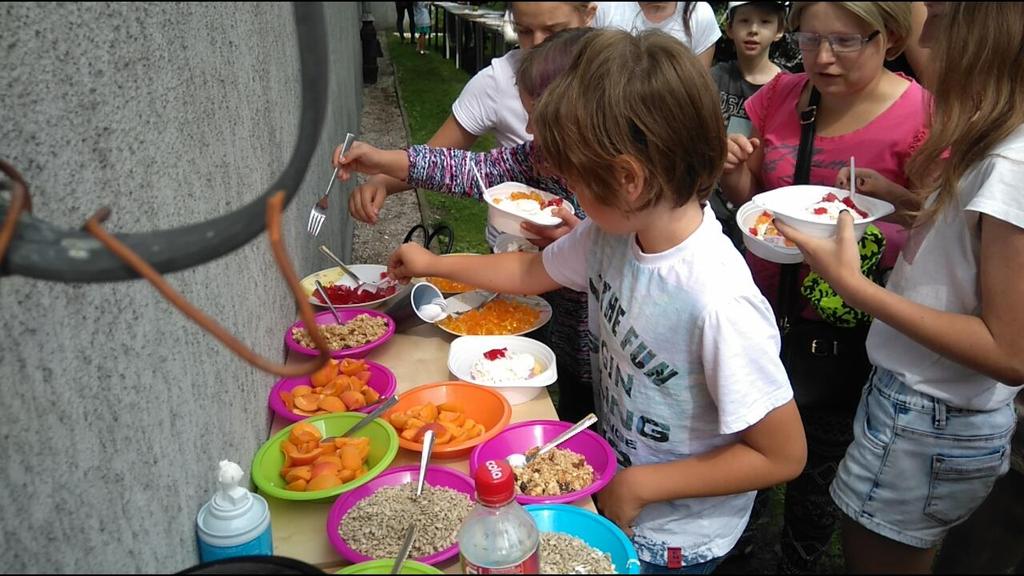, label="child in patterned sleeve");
[381,29,806,574]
